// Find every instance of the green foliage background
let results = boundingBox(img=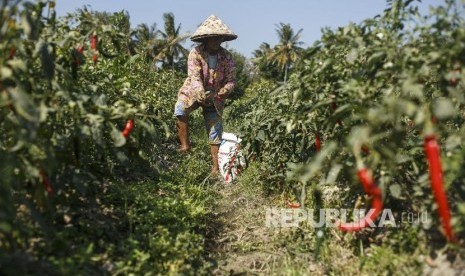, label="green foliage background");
[1,0,465,275]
